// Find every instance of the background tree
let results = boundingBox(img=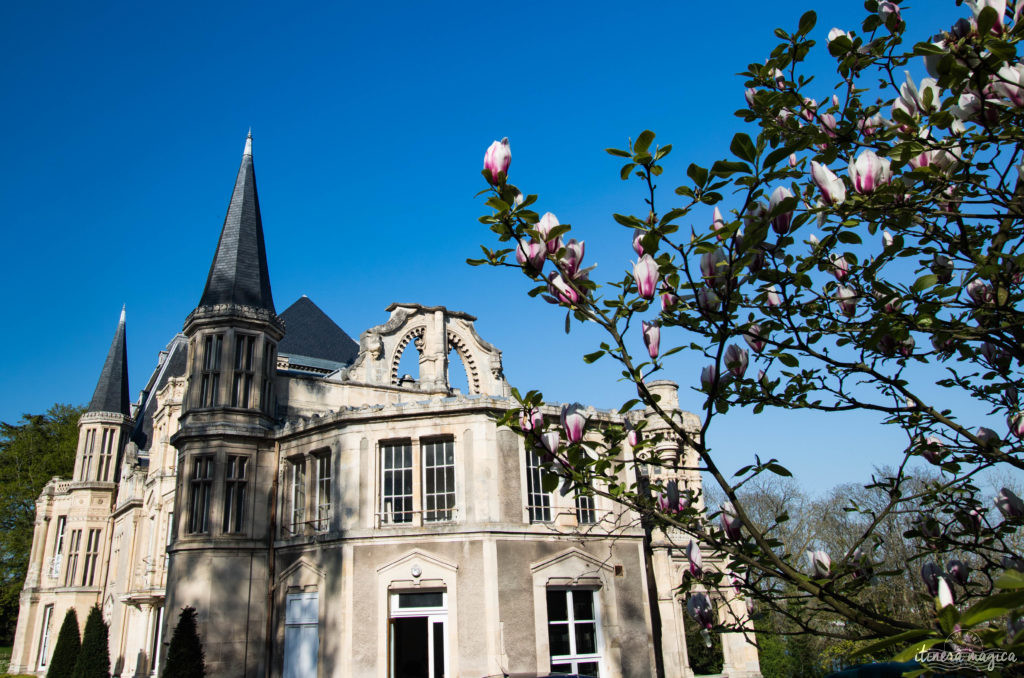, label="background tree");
[0,404,81,641]
[162,606,205,678]
[72,604,108,678]
[477,0,1024,666]
[46,607,80,678]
